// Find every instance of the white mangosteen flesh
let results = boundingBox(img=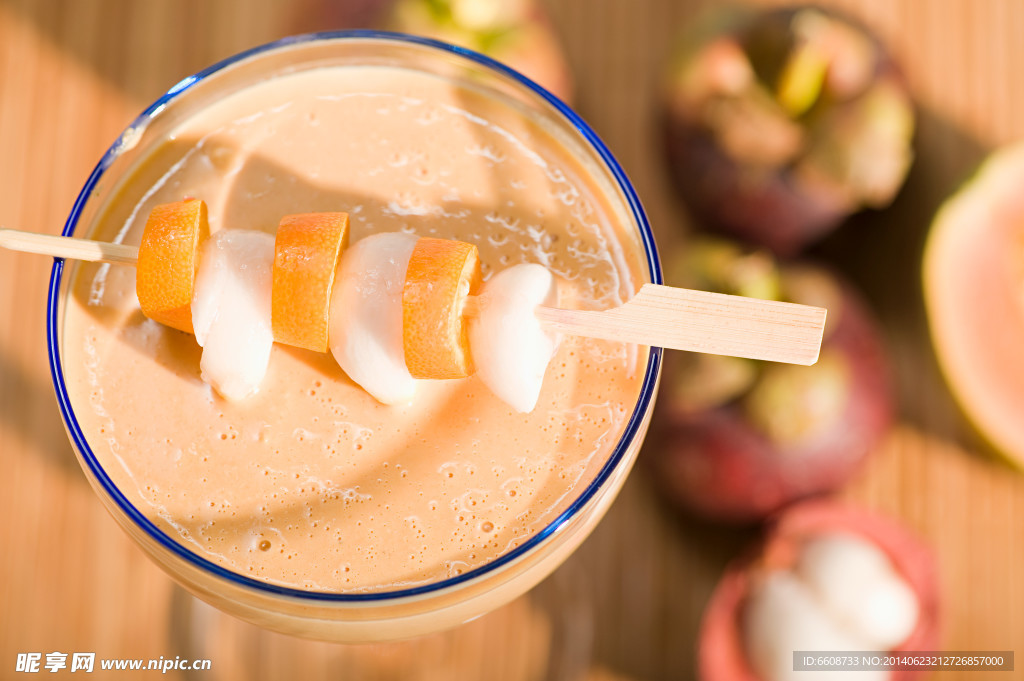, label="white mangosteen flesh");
[743,532,919,681]
[796,533,920,650]
[191,230,276,401]
[468,263,559,413]
[329,232,421,405]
